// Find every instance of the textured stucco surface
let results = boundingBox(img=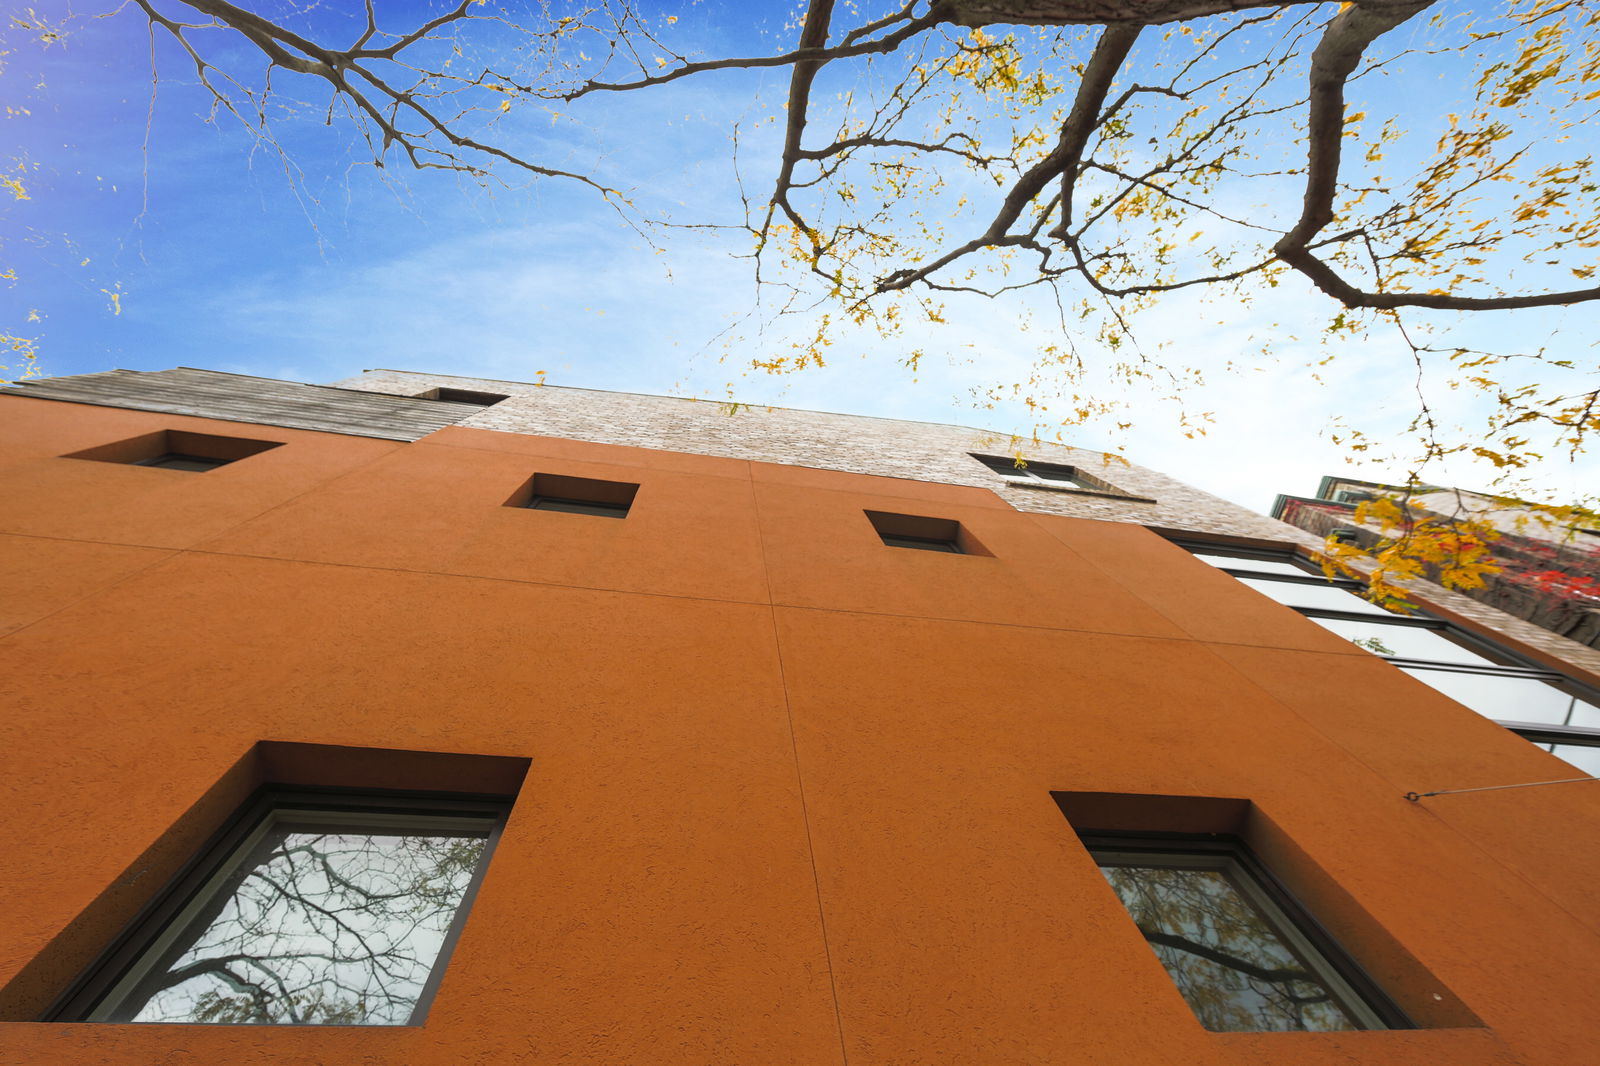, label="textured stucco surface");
[4,399,1600,1064]
[332,370,1600,680]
